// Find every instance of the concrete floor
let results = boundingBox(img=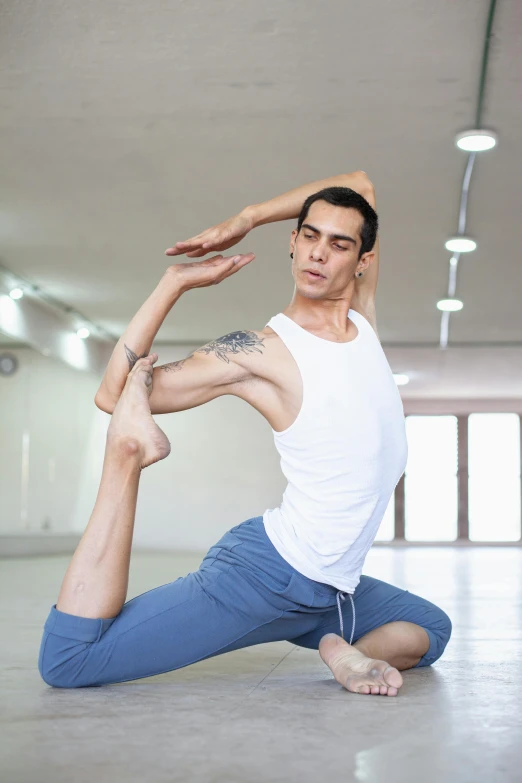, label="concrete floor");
[1,546,521,783]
